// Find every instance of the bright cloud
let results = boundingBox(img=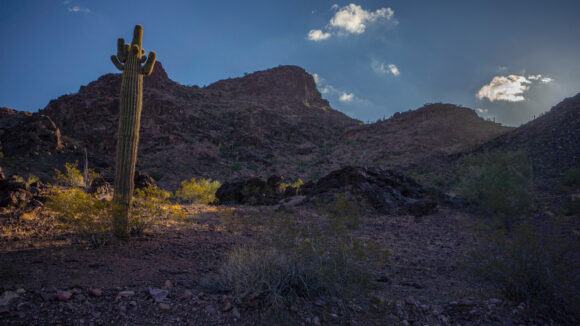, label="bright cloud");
[307,3,395,41]
[330,4,394,34]
[371,61,400,76]
[308,29,331,41]
[476,108,488,114]
[477,74,553,102]
[339,92,355,102]
[68,6,91,13]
